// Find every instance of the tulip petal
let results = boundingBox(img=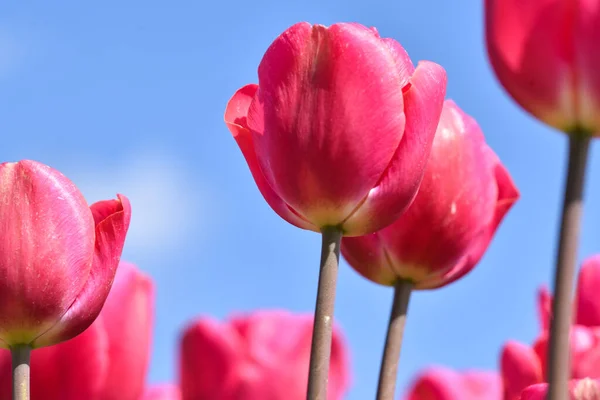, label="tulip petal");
[341,233,397,286]
[0,161,95,345]
[180,318,240,400]
[142,384,181,400]
[249,22,407,228]
[433,153,519,288]
[33,194,132,347]
[537,286,552,331]
[501,341,543,400]
[575,255,600,326]
[225,84,316,231]
[97,261,154,400]
[406,367,501,400]
[342,61,447,235]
